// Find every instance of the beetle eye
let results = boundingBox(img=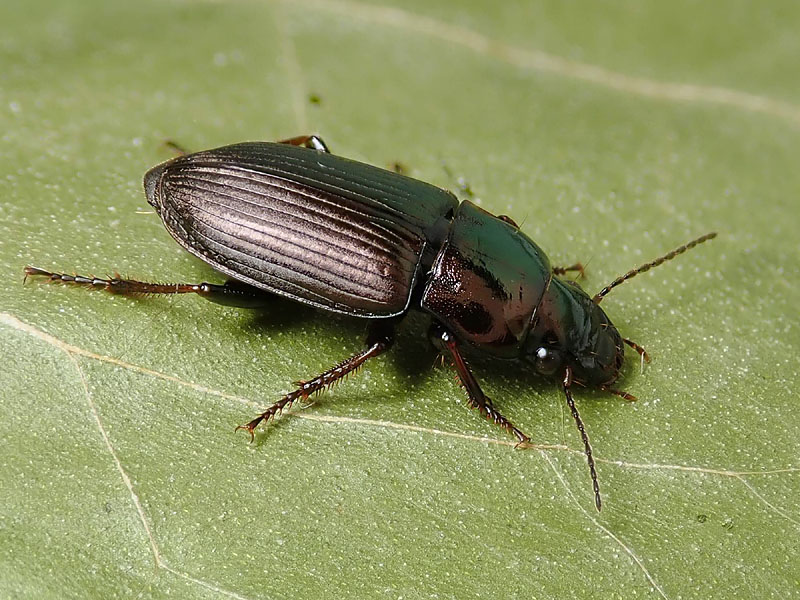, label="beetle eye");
[534,346,562,375]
